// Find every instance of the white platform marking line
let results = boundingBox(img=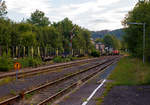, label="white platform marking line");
[82,79,106,105]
